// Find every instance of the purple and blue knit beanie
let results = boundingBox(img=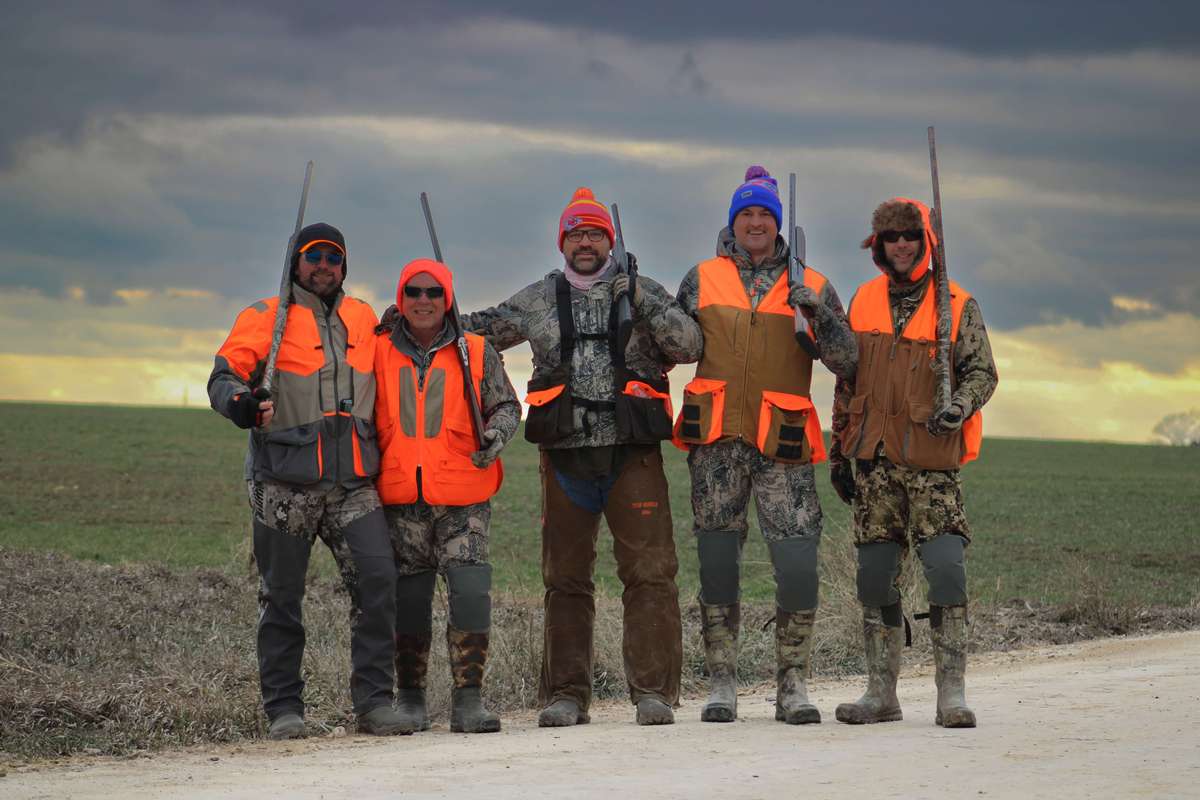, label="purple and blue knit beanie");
[727,165,782,229]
